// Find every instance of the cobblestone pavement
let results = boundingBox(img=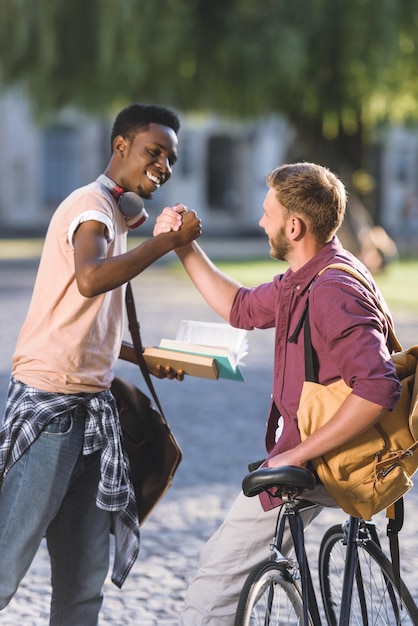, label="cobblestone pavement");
[0,241,418,625]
